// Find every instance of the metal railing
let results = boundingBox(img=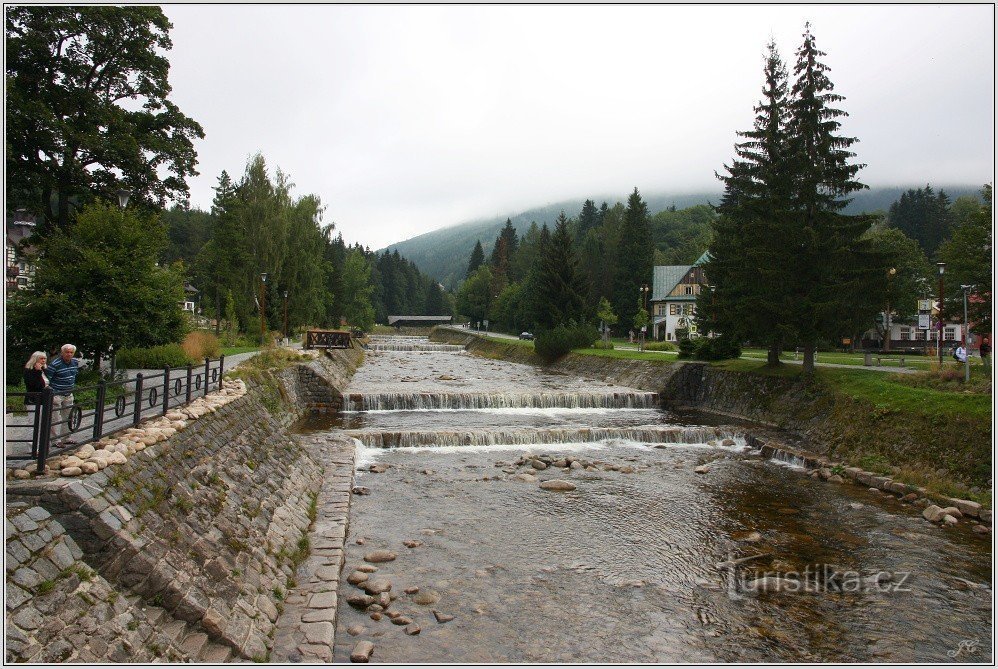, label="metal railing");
[5,356,225,474]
